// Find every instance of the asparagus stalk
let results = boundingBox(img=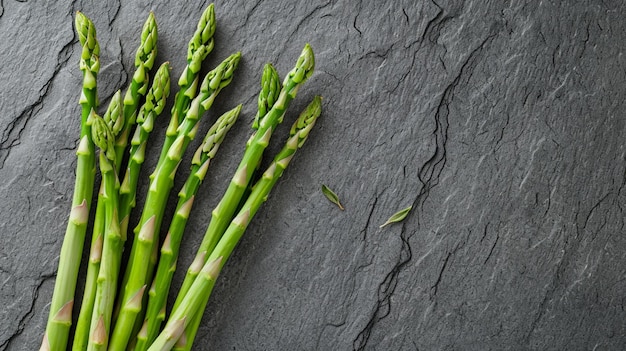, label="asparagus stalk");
[157,3,216,170]
[75,18,158,349]
[173,44,315,314]
[134,105,241,351]
[108,53,240,351]
[117,7,218,318]
[114,11,158,166]
[147,258,223,351]
[41,12,100,351]
[111,62,171,328]
[119,62,172,240]
[161,96,322,351]
[83,98,124,351]
[72,90,121,350]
